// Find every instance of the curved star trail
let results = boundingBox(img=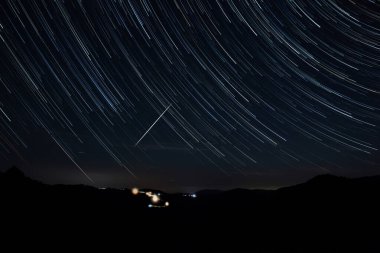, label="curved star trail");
[0,0,379,190]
